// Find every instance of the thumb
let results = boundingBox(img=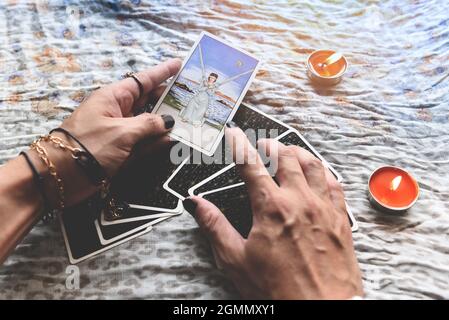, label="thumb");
[125,113,175,144]
[183,196,244,261]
